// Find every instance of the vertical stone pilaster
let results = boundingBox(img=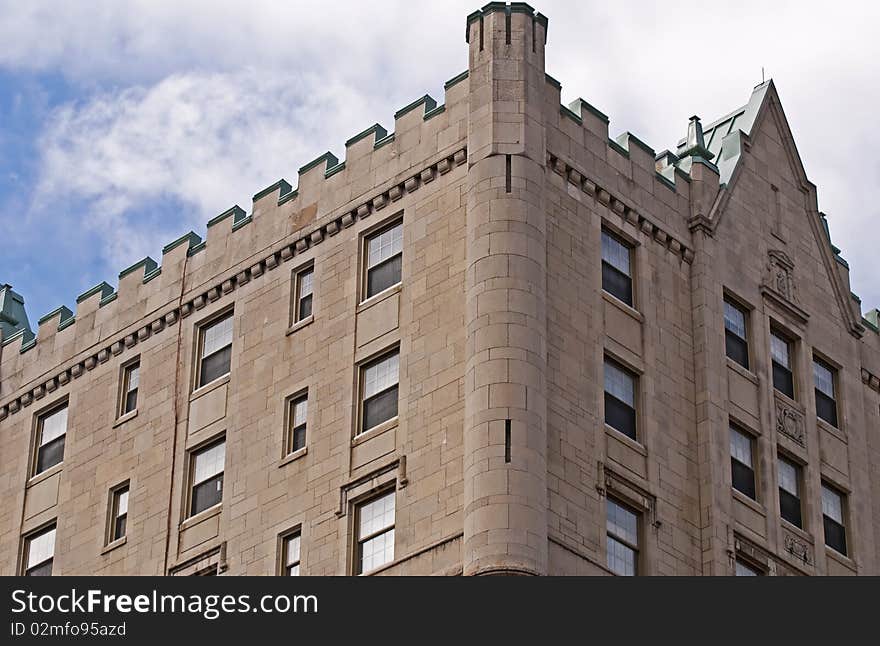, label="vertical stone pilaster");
[463,4,549,576]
